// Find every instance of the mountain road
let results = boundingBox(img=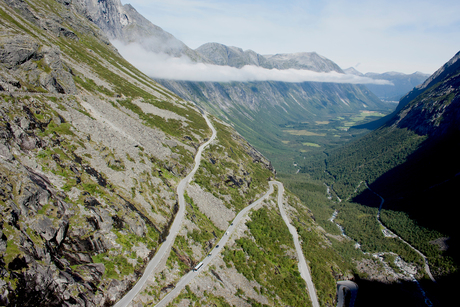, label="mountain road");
[155,181,320,307]
[114,112,217,307]
[273,181,320,307]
